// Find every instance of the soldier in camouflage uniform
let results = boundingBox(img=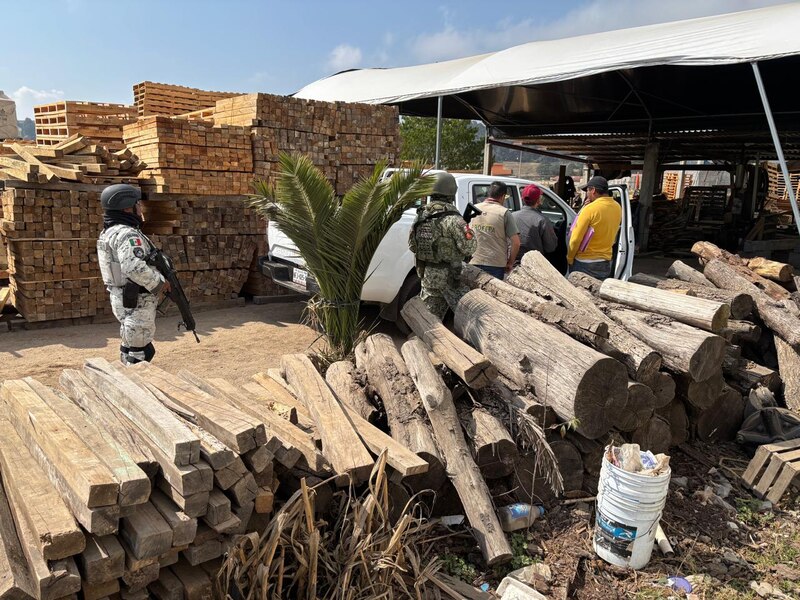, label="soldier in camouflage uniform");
[408,172,477,318]
[97,184,170,364]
